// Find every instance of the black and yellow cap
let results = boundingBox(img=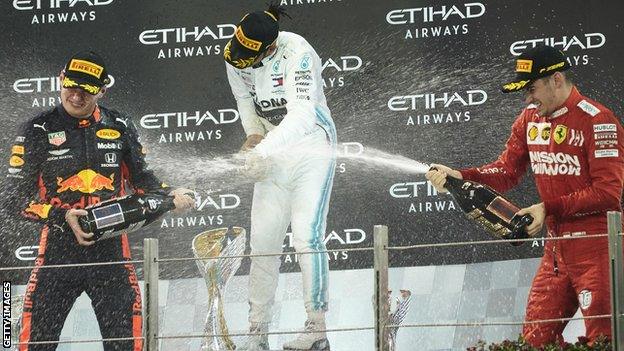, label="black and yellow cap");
[224,9,280,69]
[501,45,571,93]
[62,51,110,95]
